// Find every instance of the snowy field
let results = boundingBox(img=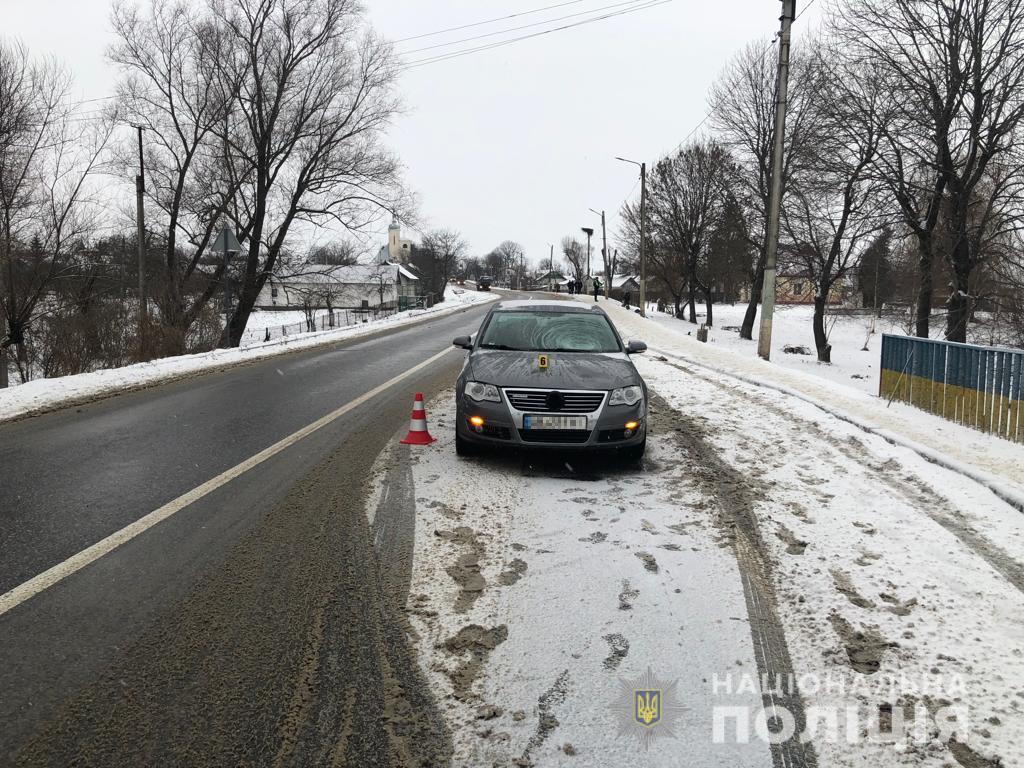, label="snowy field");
[575,296,1024,501]
[642,301,1016,398]
[378,353,1024,767]
[0,286,497,423]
